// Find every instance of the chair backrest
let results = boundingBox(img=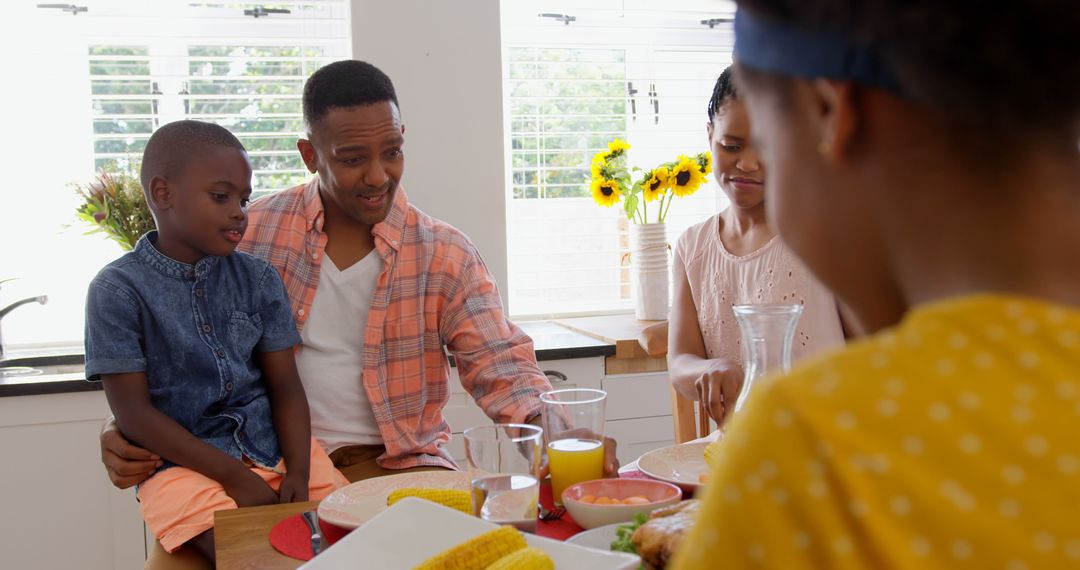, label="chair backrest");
[670,385,712,443]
